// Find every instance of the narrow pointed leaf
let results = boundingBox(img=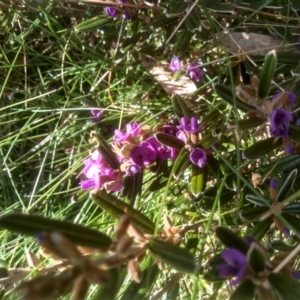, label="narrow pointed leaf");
[258,50,277,98]
[185,13,200,32]
[190,164,207,196]
[215,227,249,253]
[262,154,300,174]
[155,133,185,149]
[246,218,272,241]
[284,203,300,214]
[271,240,295,252]
[122,171,143,206]
[172,150,190,178]
[214,83,255,112]
[0,213,112,249]
[268,273,300,300]
[171,94,193,119]
[143,17,178,31]
[243,137,283,159]
[148,238,195,273]
[248,244,266,273]
[198,133,219,149]
[203,268,224,282]
[281,212,300,235]
[75,16,113,32]
[173,30,193,55]
[289,124,300,144]
[230,279,255,300]
[245,194,271,206]
[95,134,120,169]
[240,206,269,221]
[237,117,265,131]
[166,2,188,17]
[91,191,155,233]
[277,169,297,202]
